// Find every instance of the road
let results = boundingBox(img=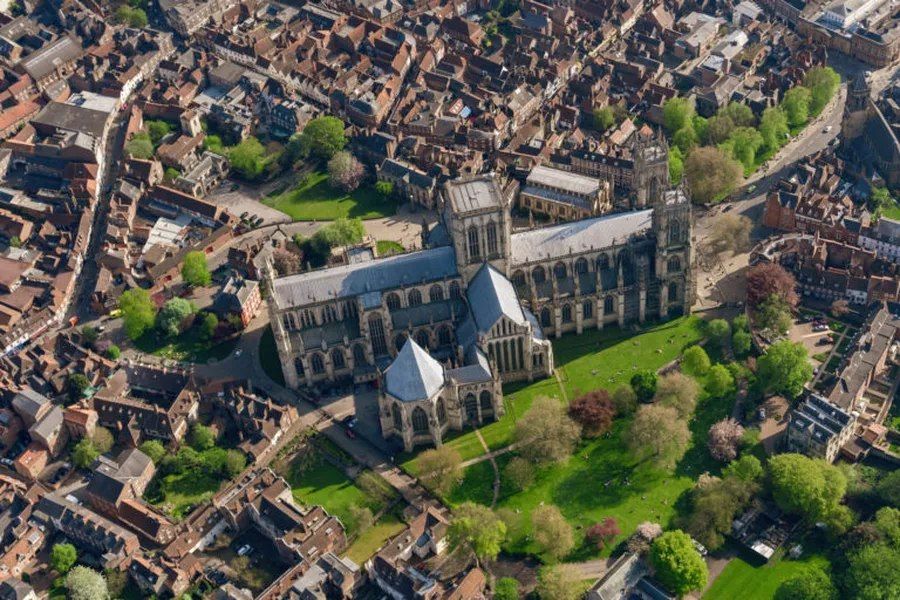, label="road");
[69,109,130,322]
